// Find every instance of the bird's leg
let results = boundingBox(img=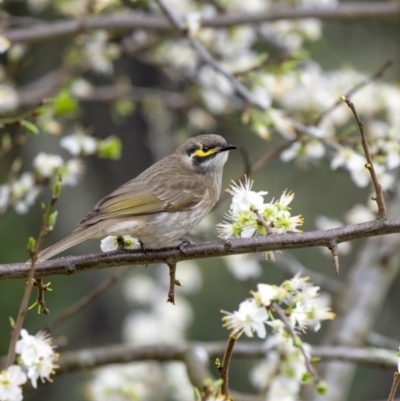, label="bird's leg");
[139,240,148,254]
[178,236,195,254]
[116,236,125,251]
